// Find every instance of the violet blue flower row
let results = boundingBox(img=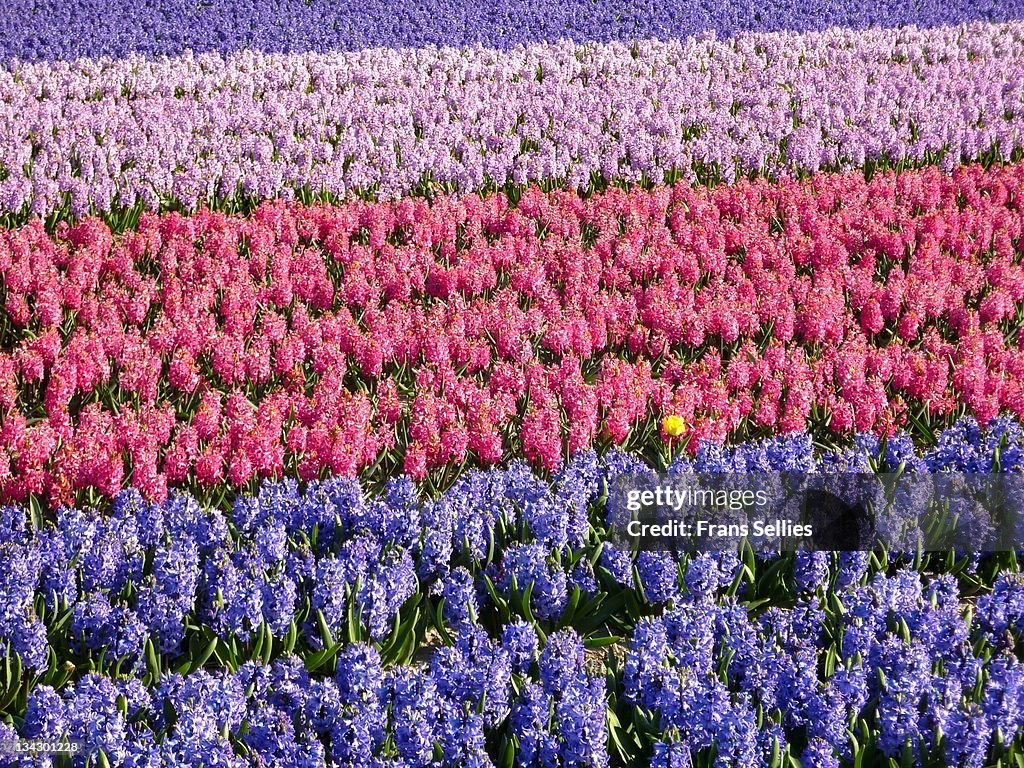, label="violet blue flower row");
[2,0,1021,62]
[6,579,1024,768]
[2,419,1023,766]
[2,22,1023,219]
[1,417,1019,673]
